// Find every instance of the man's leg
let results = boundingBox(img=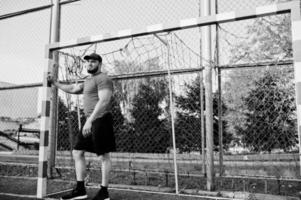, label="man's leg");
[73,150,86,181]
[60,150,87,200]
[92,153,111,200]
[100,153,111,187]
